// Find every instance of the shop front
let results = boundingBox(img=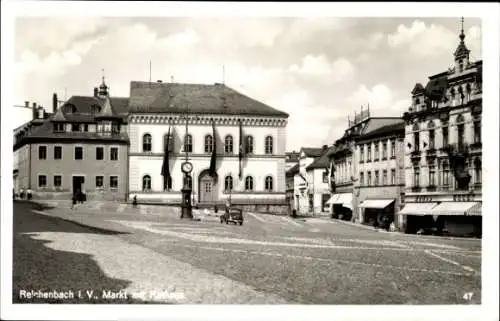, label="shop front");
[326,192,353,220]
[398,193,482,236]
[358,199,395,229]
